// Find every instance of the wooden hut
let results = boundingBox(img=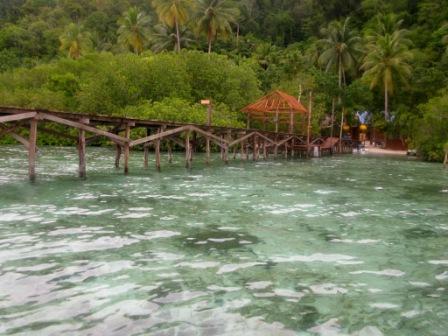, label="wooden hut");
[241,90,308,134]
